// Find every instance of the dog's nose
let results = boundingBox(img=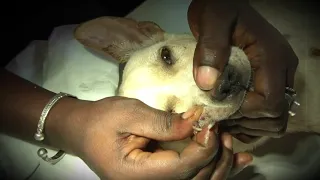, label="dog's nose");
[211,65,242,101]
